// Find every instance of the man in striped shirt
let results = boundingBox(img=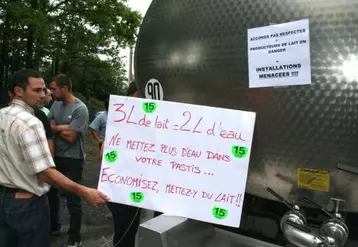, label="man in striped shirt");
[1,90,55,156]
[0,69,109,247]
